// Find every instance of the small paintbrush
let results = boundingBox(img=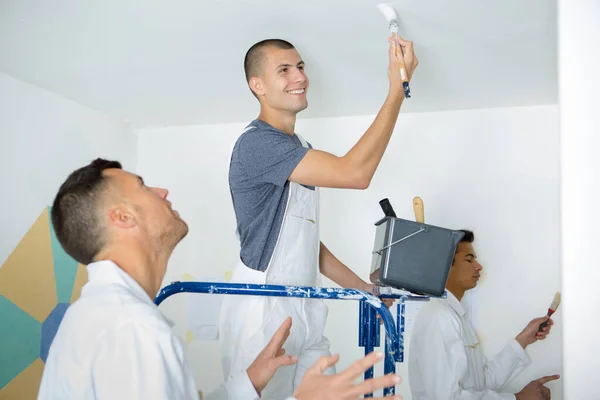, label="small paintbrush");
[538,291,561,332]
